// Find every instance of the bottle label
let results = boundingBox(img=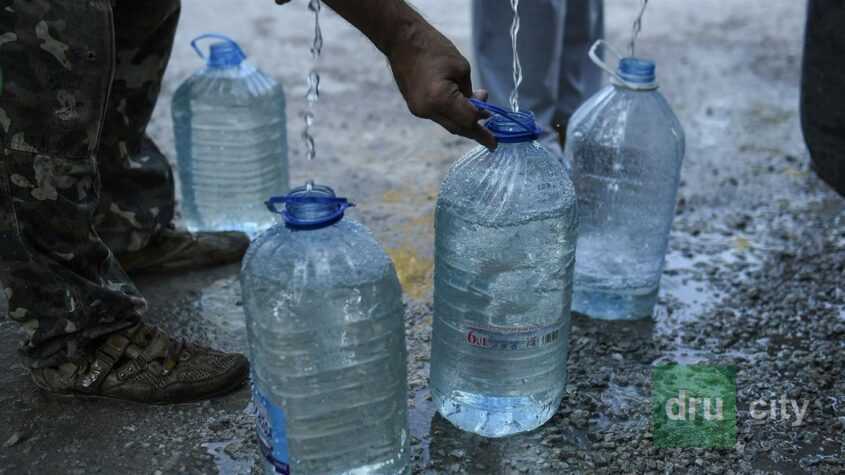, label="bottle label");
[465,321,564,351]
[253,385,291,475]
